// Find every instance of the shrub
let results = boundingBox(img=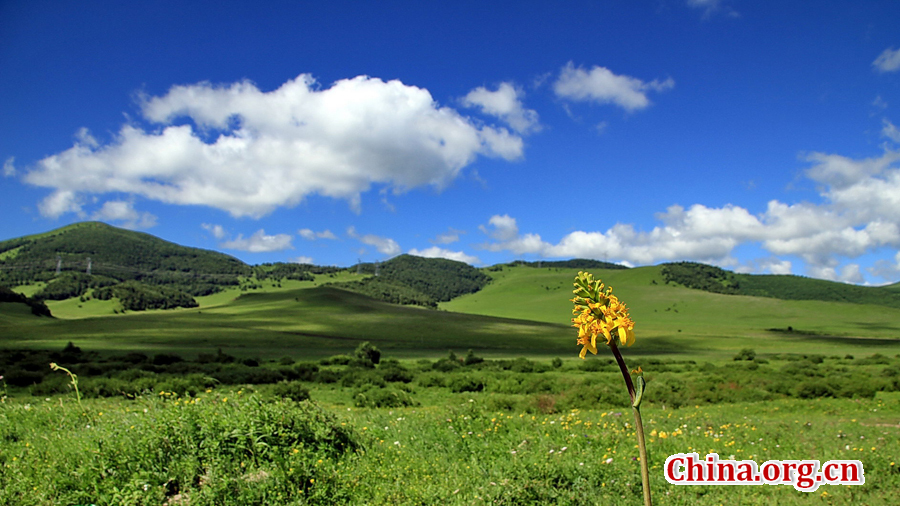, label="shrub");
[463,349,484,366]
[447,375,486,393]
[380,361,414,383]
[417,372,446,388]
[794,381,836,399]
[152,353,184,366]
[272,381,311,402]
[354,341,382,366]
[733,348,756,361]
[320,354,353,366]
